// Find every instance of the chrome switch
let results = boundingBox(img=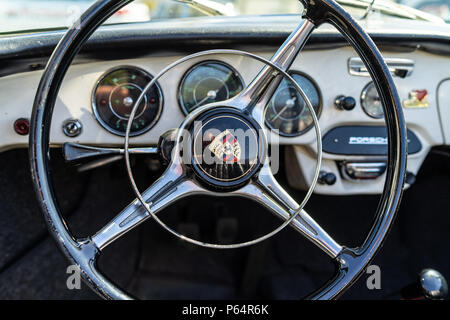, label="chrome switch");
[341,161,387,180]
